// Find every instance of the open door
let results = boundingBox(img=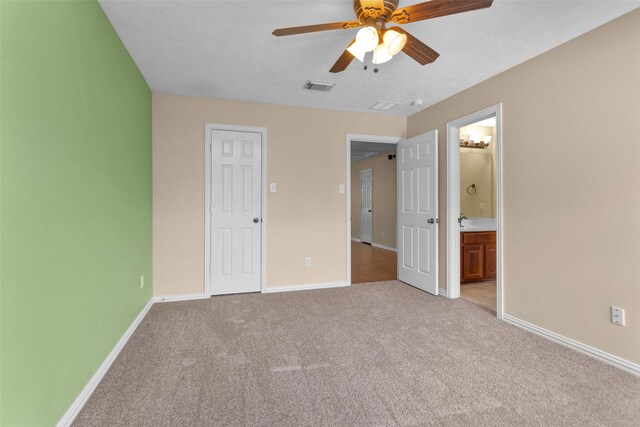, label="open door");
[397,130,438,295]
